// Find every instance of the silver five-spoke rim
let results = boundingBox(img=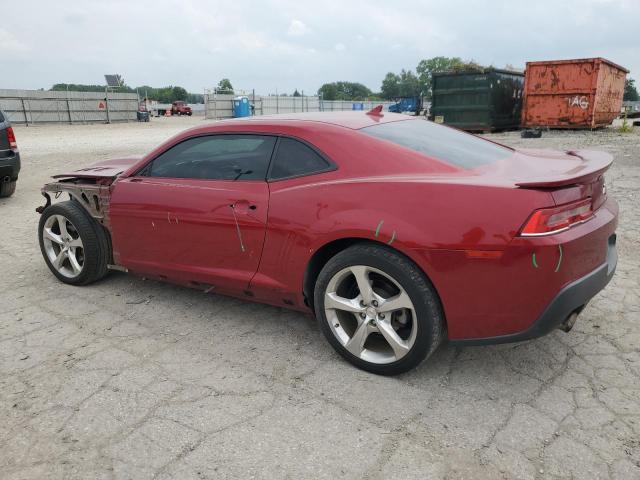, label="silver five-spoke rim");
[324,265,417,364]
[42,215,84,278]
